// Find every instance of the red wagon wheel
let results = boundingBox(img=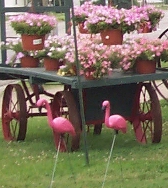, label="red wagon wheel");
[132,83,162,144]
[51,90,82,152]
[152,28,168,101]
[2,84,27,141]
